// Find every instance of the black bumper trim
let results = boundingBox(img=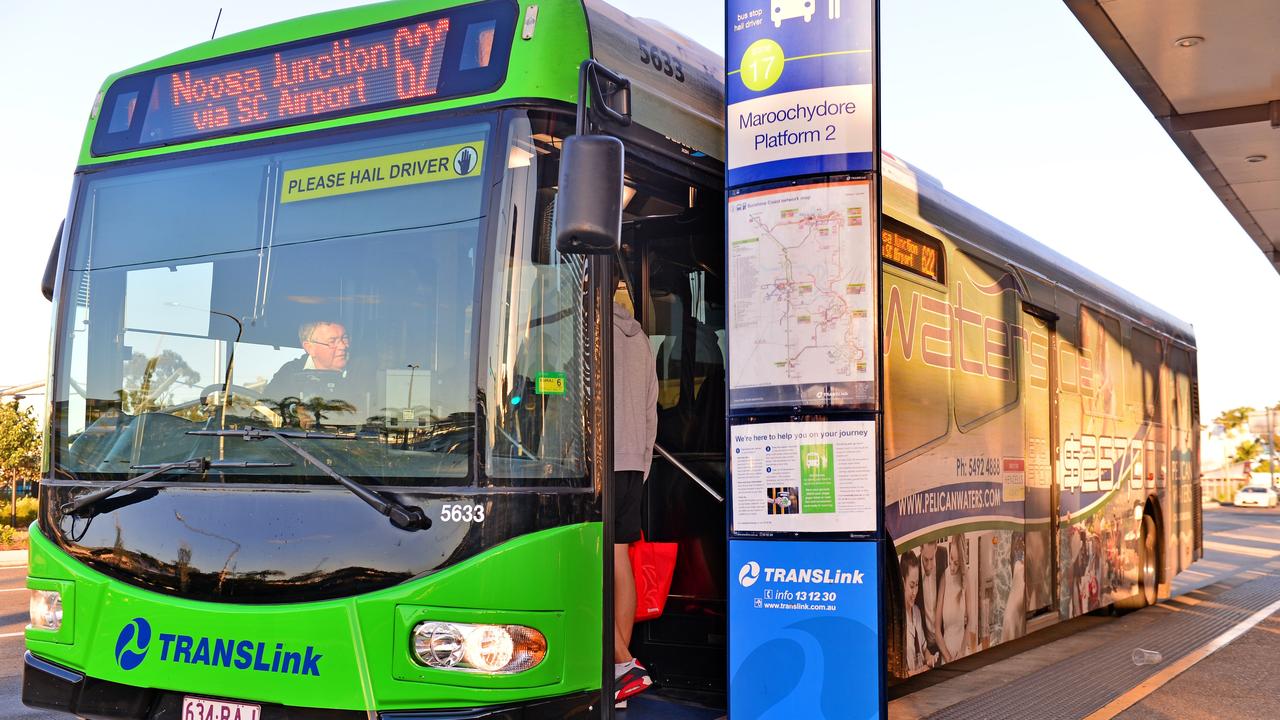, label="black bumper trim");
[23,651,599,719]
[25,650,83,684]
